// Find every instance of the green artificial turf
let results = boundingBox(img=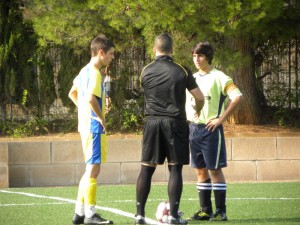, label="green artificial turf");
[0,182,299,224]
